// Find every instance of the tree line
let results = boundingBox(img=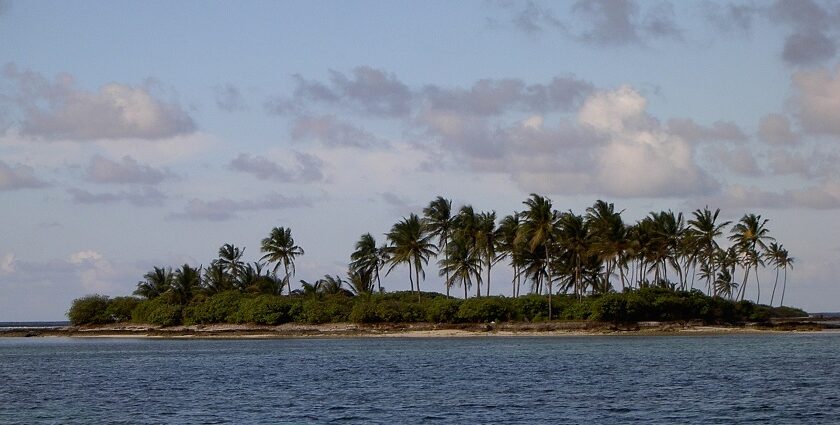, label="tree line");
[68,194,798,325]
